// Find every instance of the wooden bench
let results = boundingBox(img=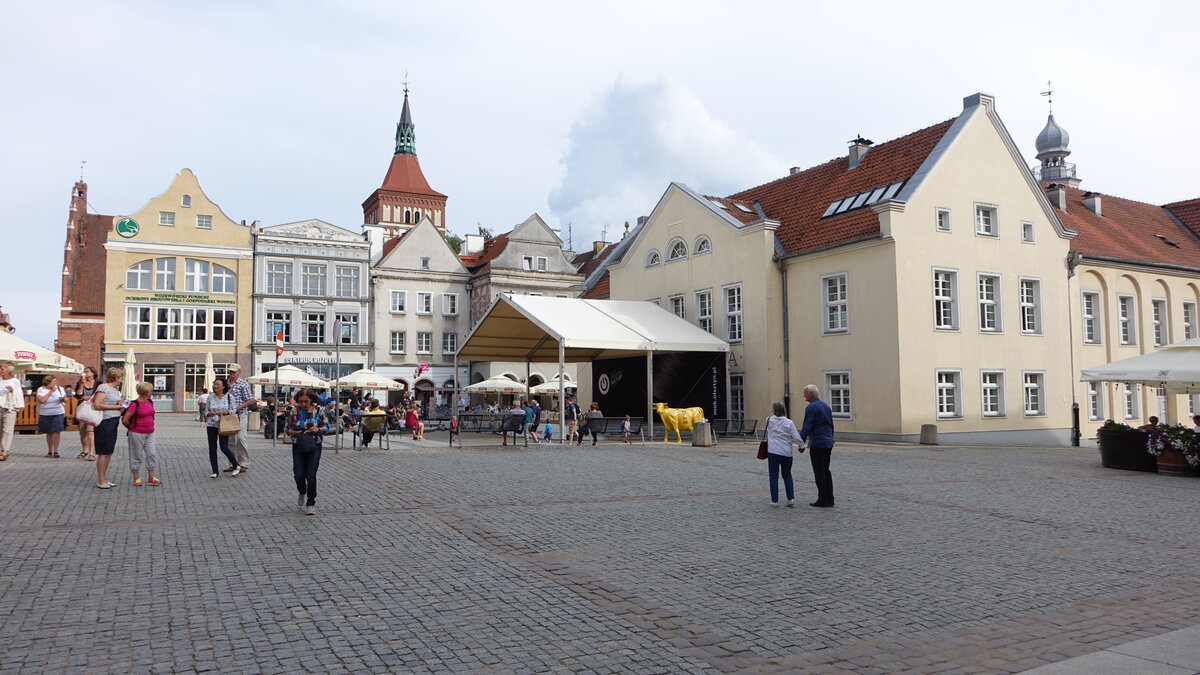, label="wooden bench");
[16,395,79,434]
